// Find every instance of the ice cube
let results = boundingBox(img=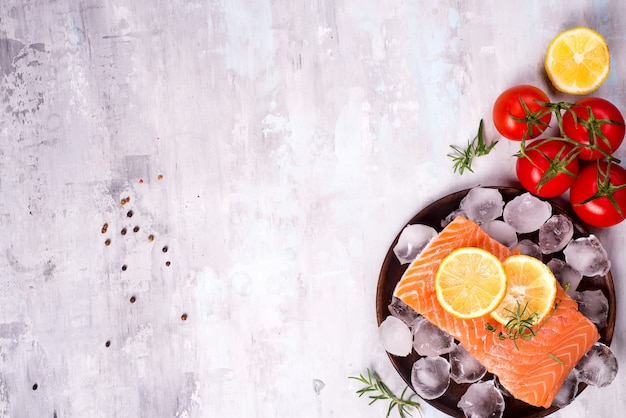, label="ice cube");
[481,220,518,248]
[378,315,413,357]
[503,192,552,233]
[410,356,451,400]
[575,342,618,387]
[538,214,574,254]
[573,289,609,329]
[441,208,467,228]
[457,380,505,418]
[515,239,542,260]
[493,376,512,398]
[312,378,325,395]
[551,369,579,408]
[547,258,582,296]
[563,235,611,277]
[412,317,455,356]
[459,187,505,224]
[393,224,438,264]
[449,343,487,384]
[388,297,423,328]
